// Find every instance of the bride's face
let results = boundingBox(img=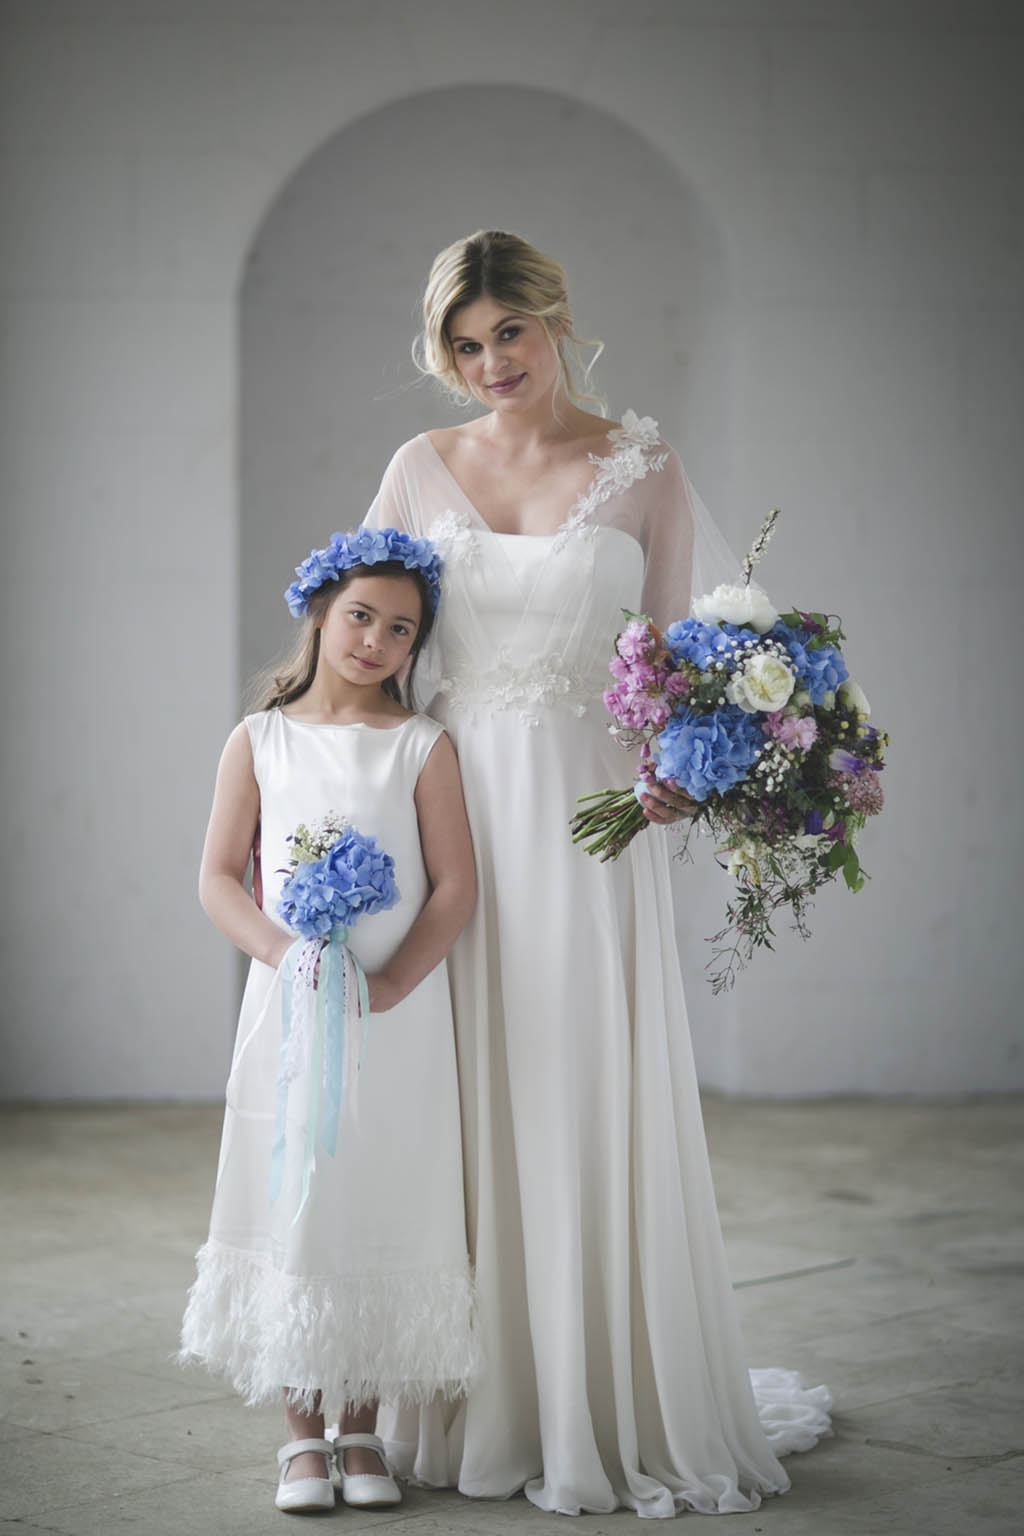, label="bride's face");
[447,294,562,413]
